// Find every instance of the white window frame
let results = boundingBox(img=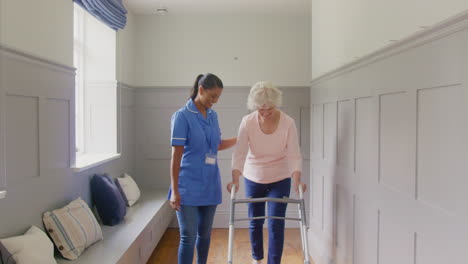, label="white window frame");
[73,3,120,172]
[74,5,85,155]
